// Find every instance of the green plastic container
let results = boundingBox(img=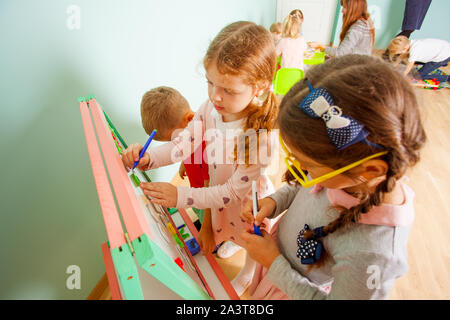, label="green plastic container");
[273,68,305,96]
[304,51,325,65]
